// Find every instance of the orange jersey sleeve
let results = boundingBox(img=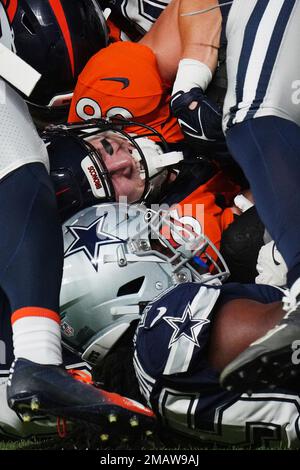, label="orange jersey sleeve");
[68,42,183,144]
